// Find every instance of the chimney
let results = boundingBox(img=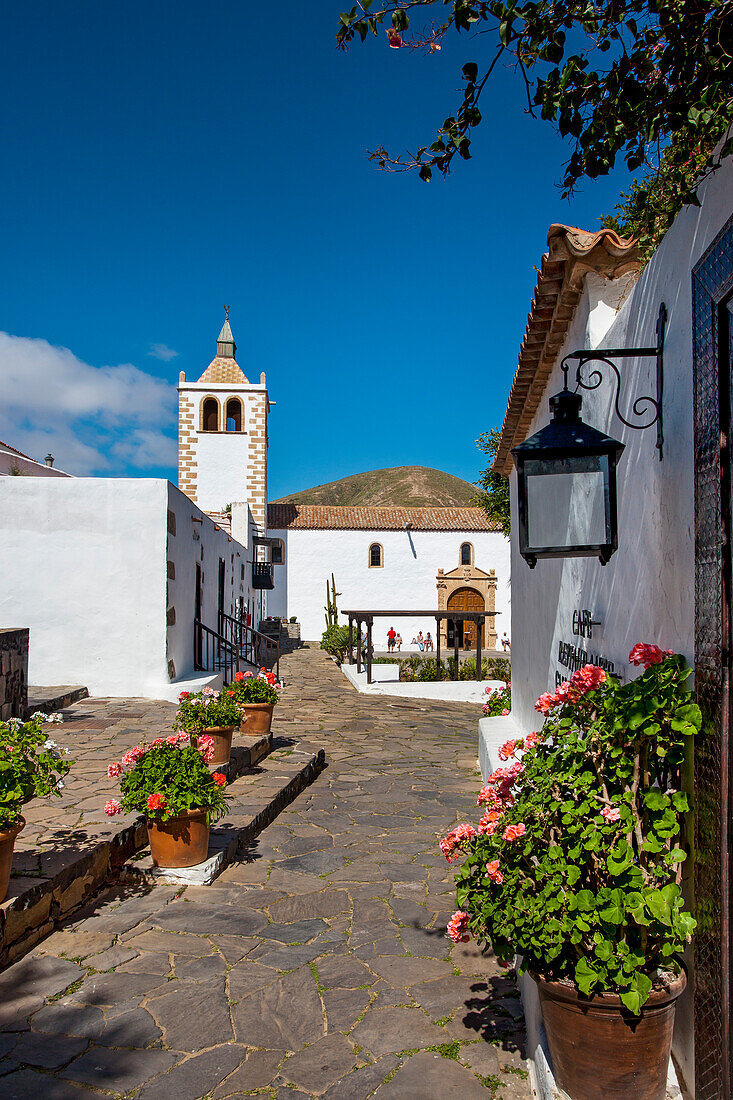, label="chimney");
[44,454,54,468]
